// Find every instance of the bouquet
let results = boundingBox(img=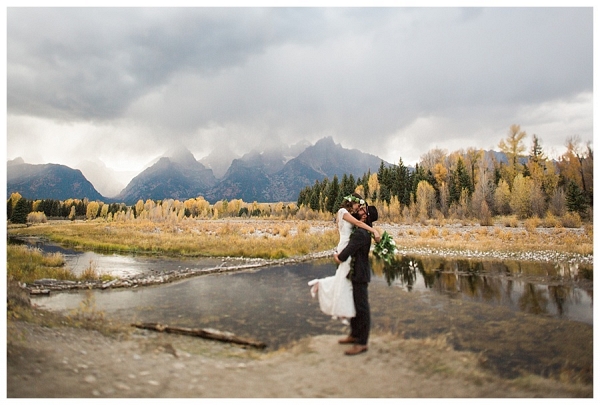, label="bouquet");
[373,231,398,264]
